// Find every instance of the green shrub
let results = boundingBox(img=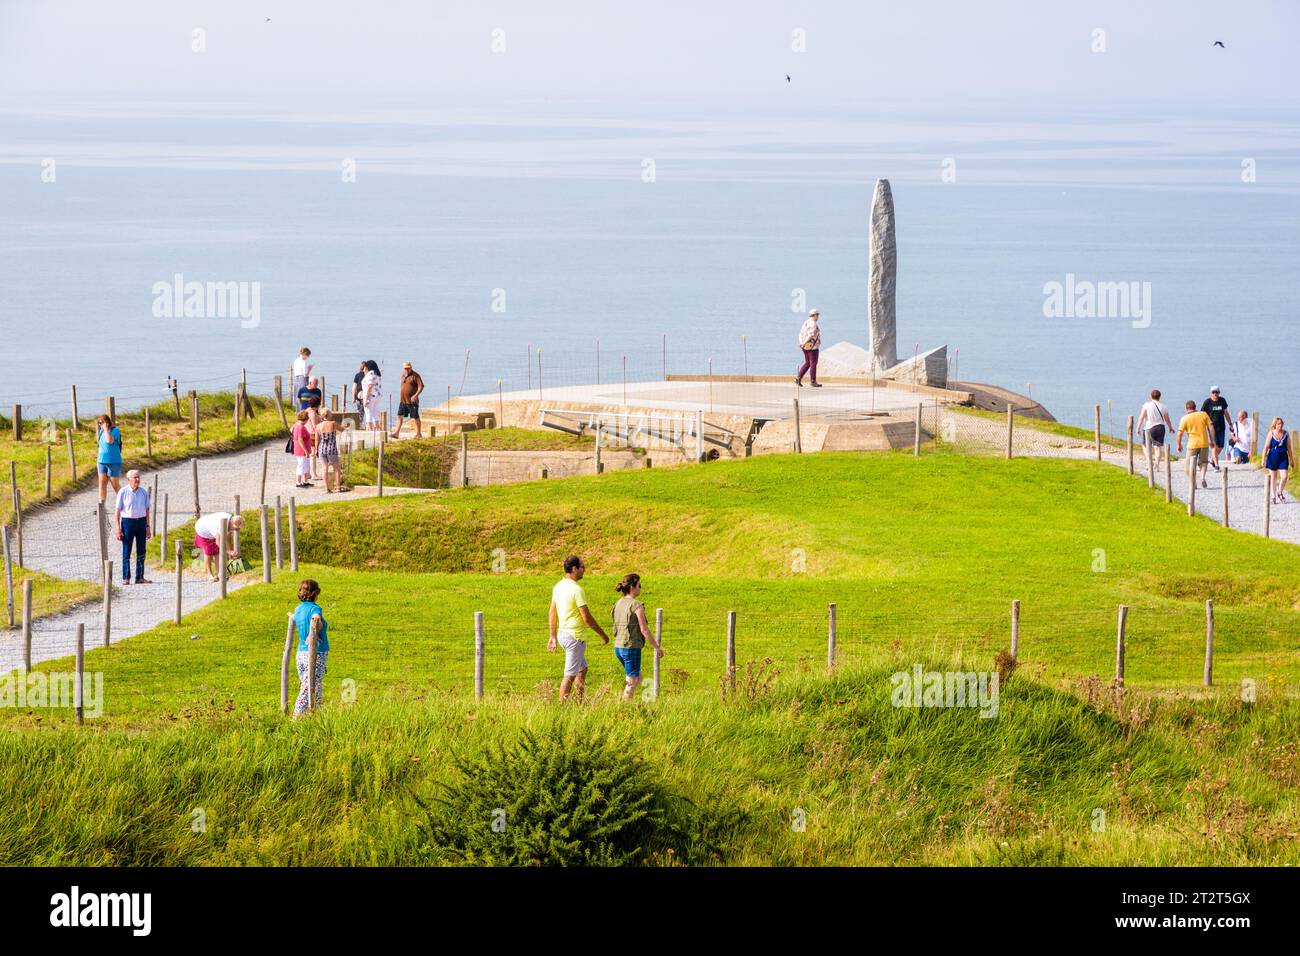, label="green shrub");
[415,723,669,866]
